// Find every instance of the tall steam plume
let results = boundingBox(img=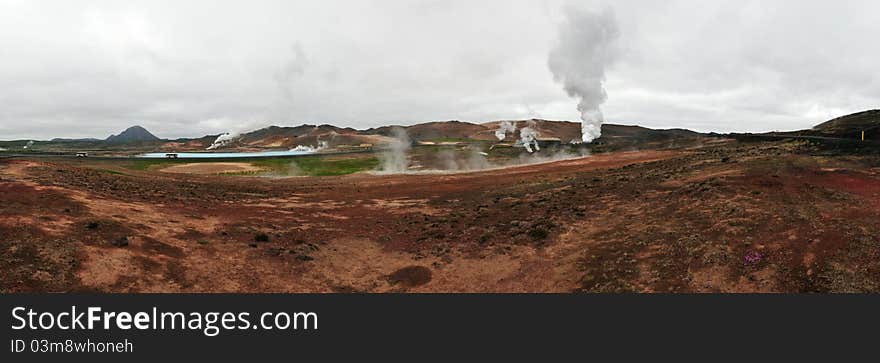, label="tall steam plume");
[519,121,540,153]
[548,6,620,143]
[380,127,411,173]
